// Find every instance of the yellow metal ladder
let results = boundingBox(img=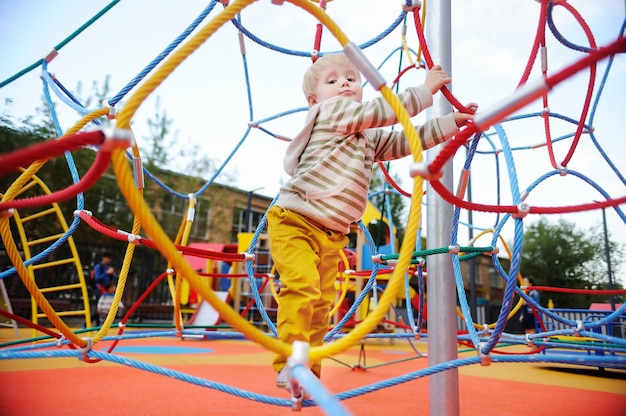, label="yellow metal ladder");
[3,173,92,335]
